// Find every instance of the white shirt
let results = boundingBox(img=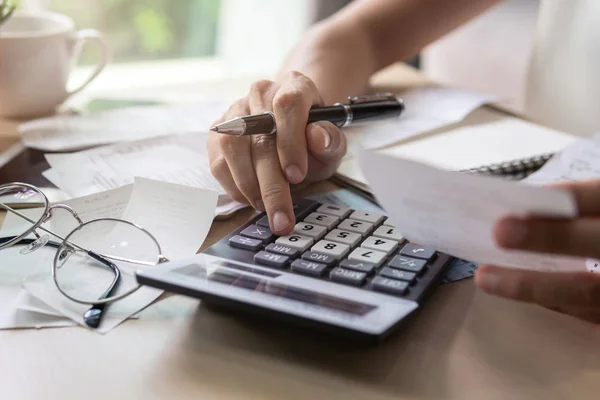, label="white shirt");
[525,0,600,137]
[422,0,600,137]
